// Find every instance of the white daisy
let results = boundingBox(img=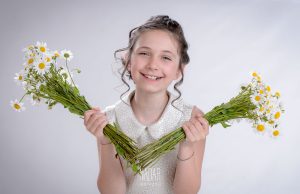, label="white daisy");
[10,99,26,112]
[36,41,47,53]
[34,58,50,75]
[253,123,266,135]
[14,71,26,85]
[61,49,73,61]
[269,129,281,139]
